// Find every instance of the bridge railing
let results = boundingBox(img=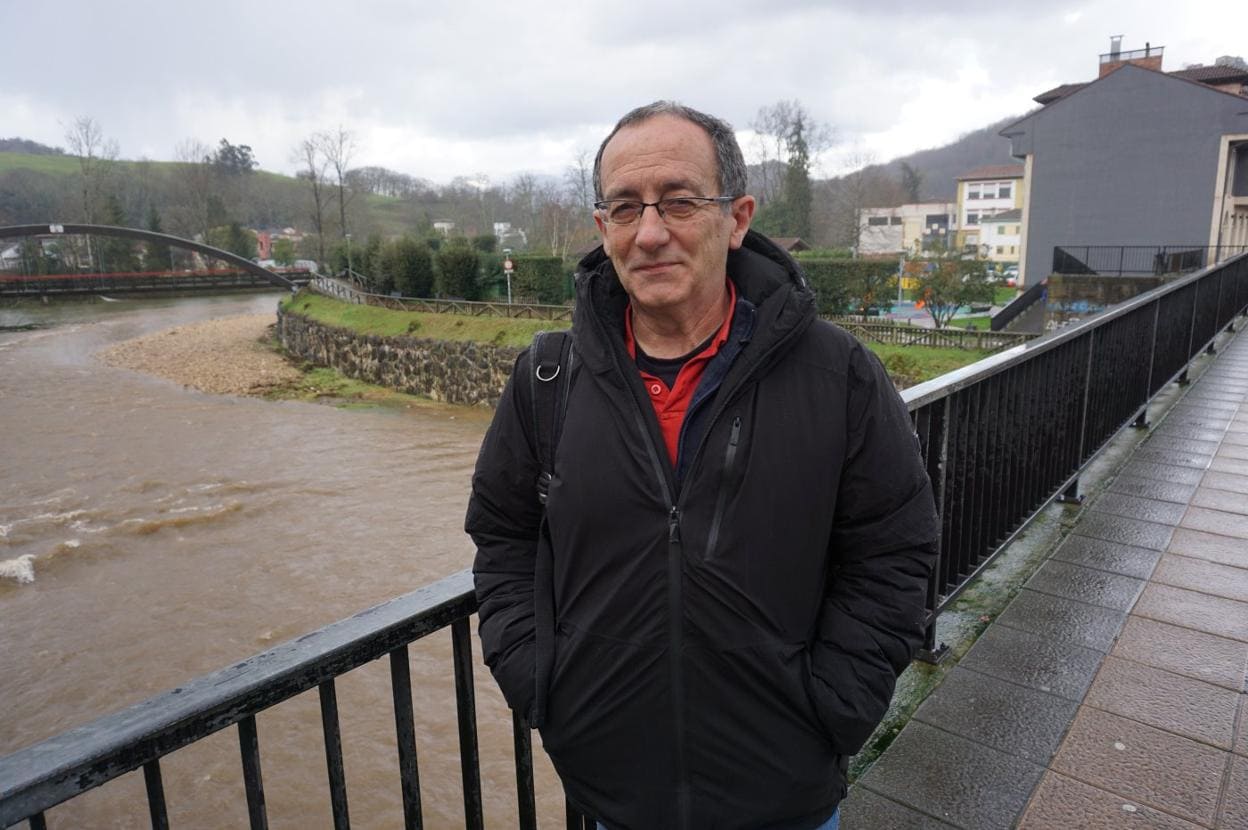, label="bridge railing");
[906,251,1248,655]
[2,255,1246,828]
